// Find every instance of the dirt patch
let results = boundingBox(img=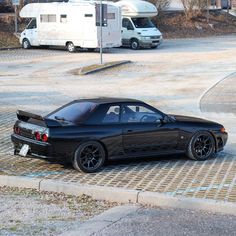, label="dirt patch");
[0,186,118,235]
[156,10,236,38]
